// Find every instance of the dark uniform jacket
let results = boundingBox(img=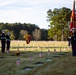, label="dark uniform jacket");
[6,34,10,43]
[1,33,6,43]
[71,33,76,45]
